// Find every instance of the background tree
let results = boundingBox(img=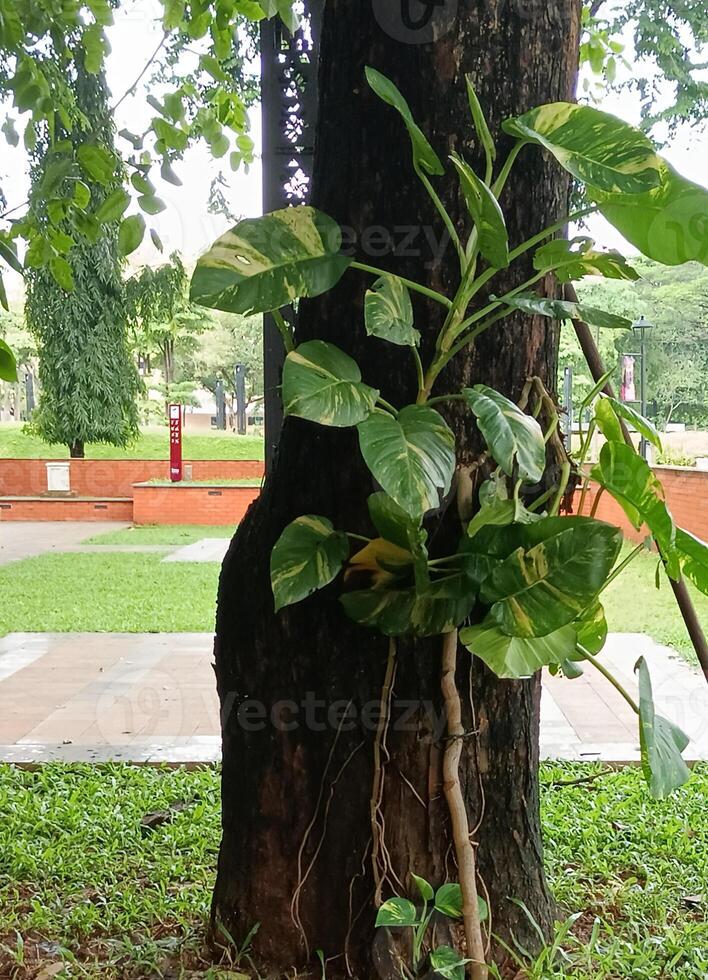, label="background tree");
[194,311,263,409]
[207,1,585,973]
[24,54,139,459]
